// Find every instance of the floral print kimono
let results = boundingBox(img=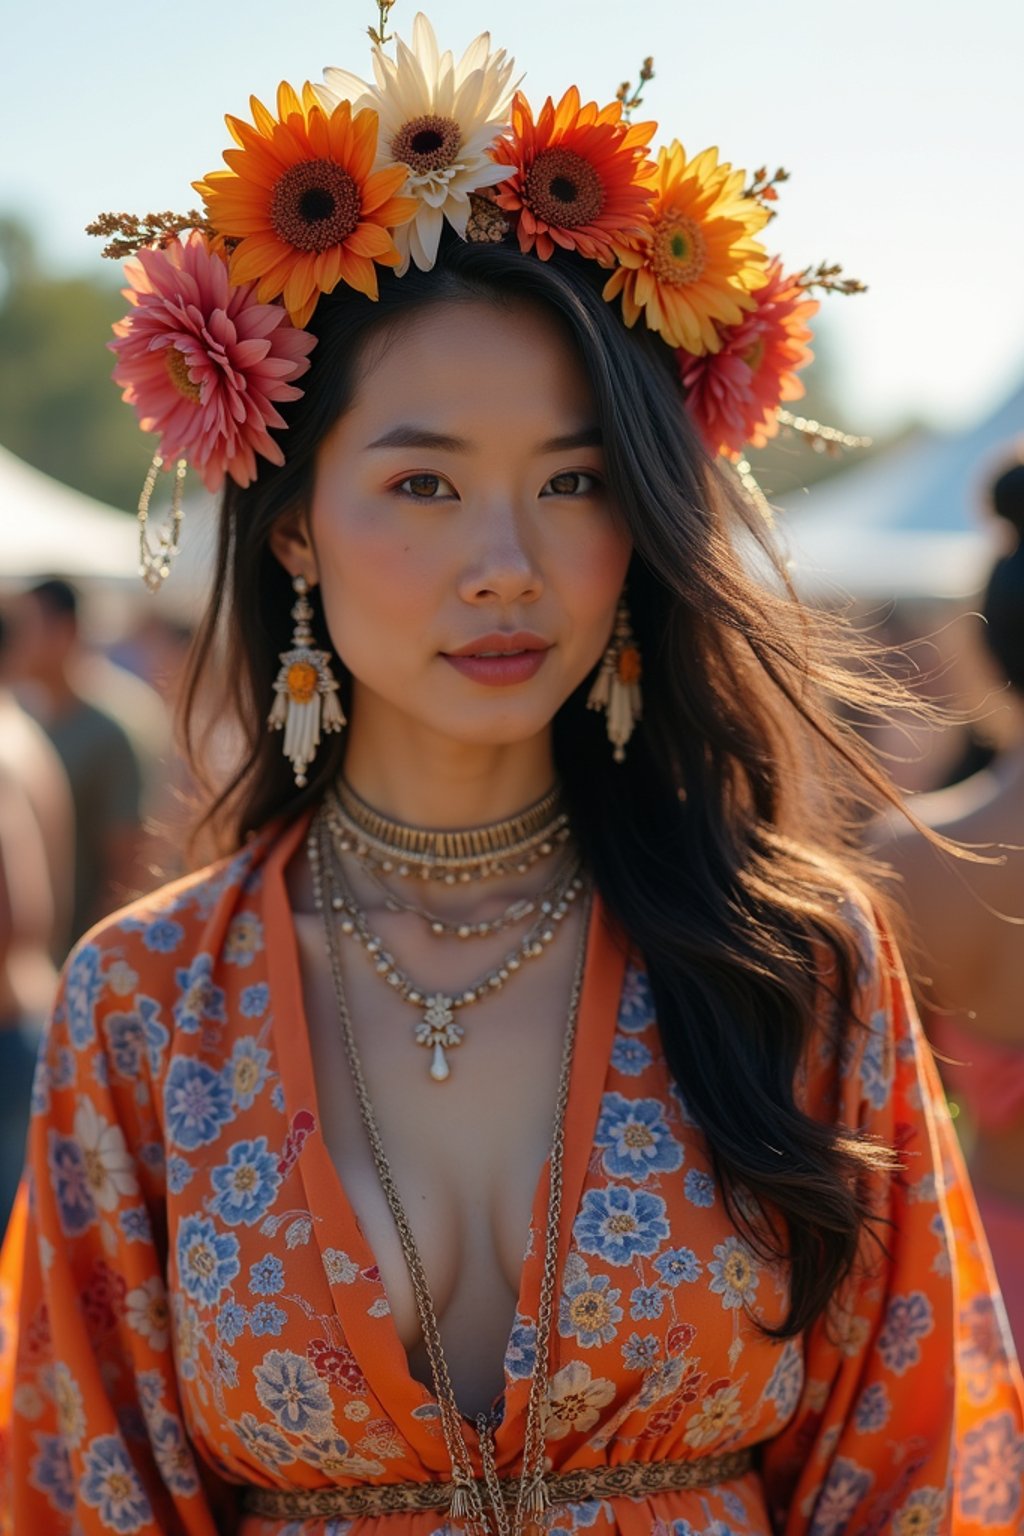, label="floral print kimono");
[1,813,1021,1535]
